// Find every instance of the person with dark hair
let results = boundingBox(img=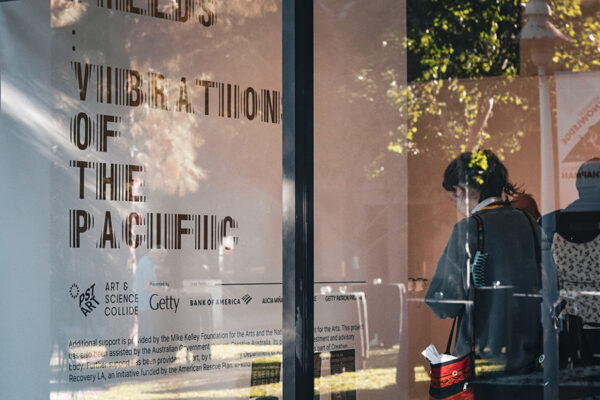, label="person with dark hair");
[425,150,543,399]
